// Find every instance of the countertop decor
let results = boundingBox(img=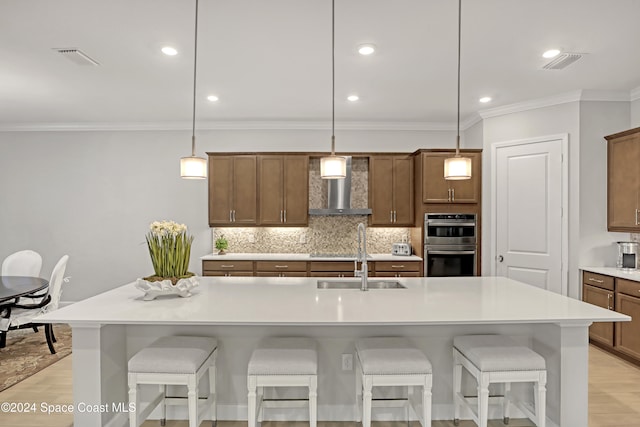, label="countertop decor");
[134,276,199,301]
[143,220,195,284]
